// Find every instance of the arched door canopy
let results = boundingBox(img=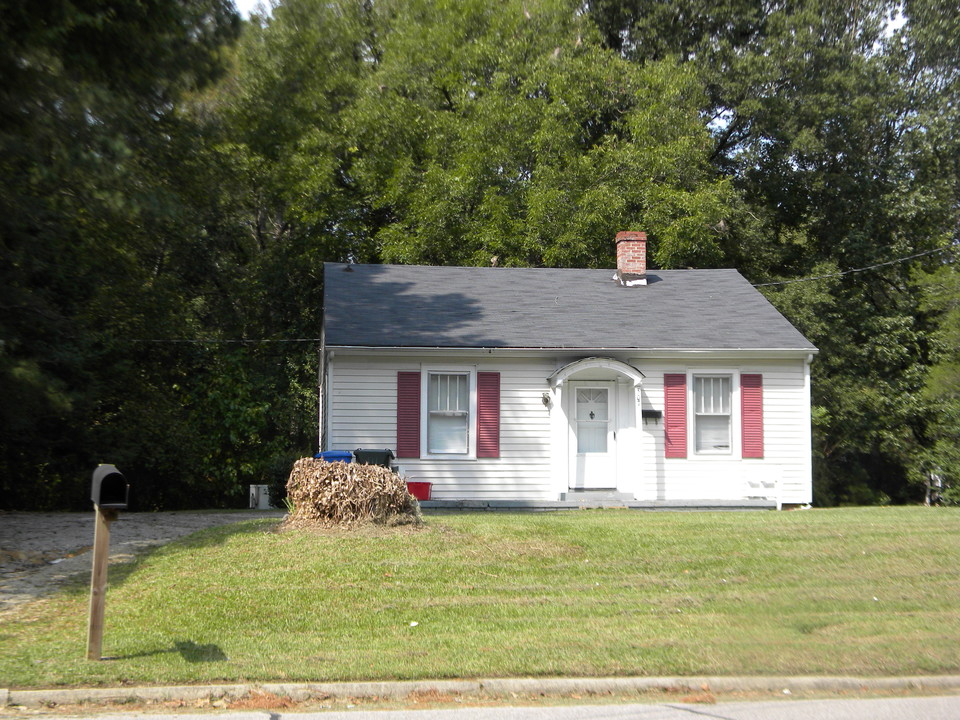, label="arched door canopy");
[547,357,645,389]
